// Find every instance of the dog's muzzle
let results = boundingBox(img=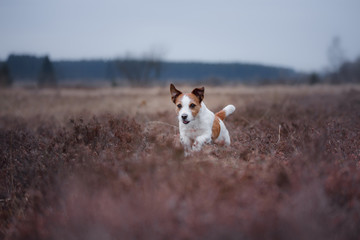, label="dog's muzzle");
[181,114,190,124]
